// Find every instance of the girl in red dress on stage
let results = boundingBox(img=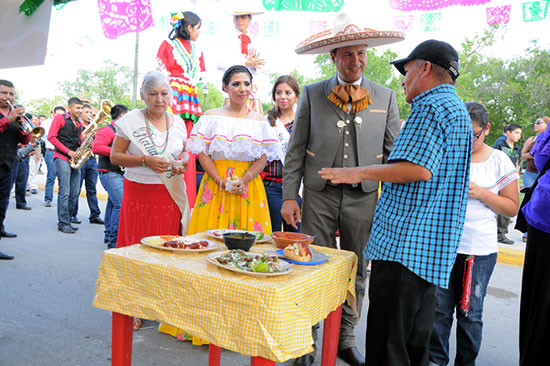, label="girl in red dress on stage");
[157,11,205,206]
